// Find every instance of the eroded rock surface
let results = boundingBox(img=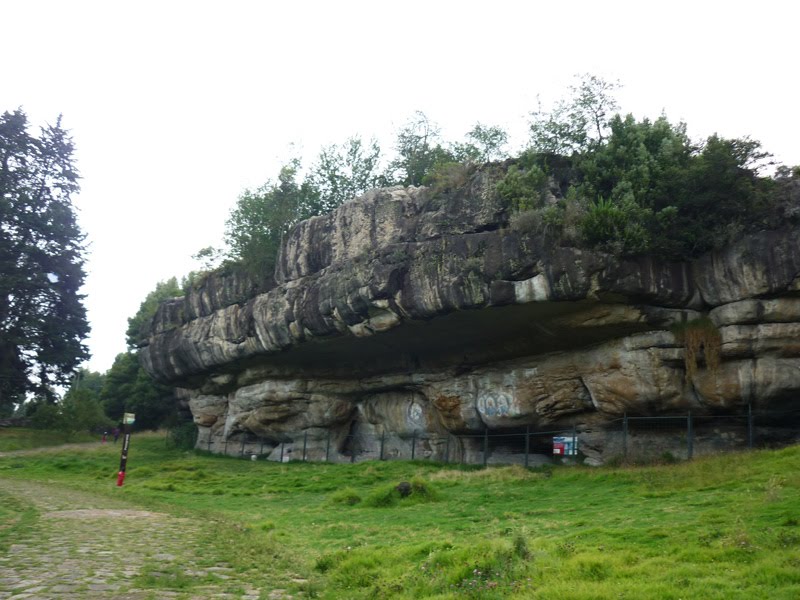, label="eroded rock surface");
[139,170,800,463]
